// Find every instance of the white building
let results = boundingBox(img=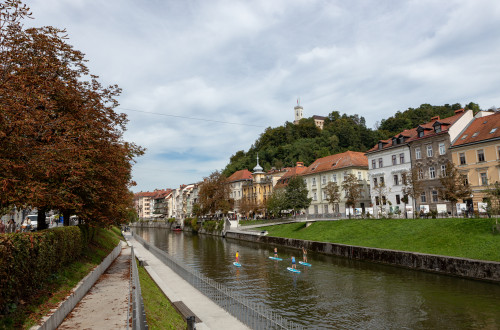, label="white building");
[366,129,417,217]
